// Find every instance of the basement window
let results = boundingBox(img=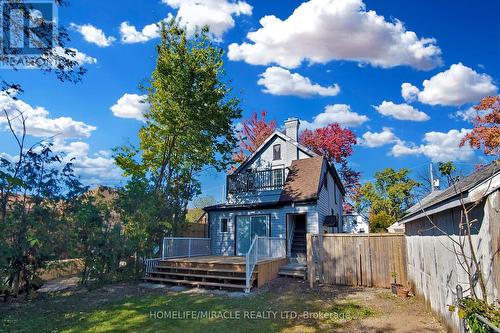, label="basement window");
[220,218,228,233]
